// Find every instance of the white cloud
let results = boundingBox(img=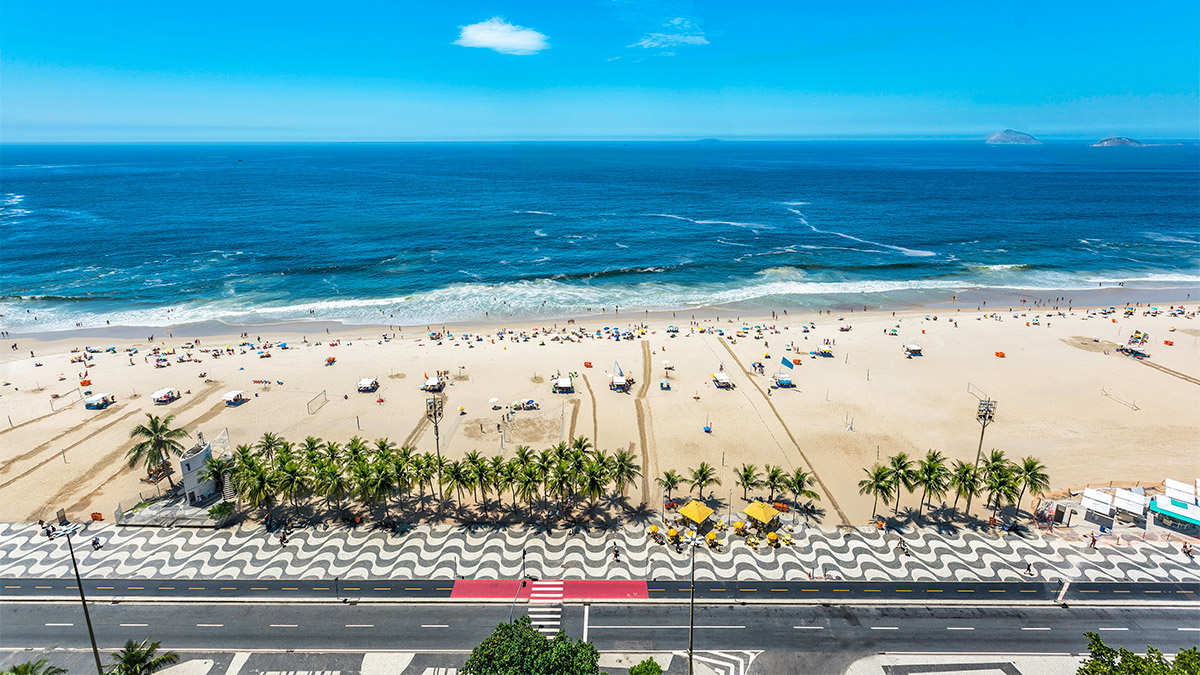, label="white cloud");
[629,16,708,50]
[455,17,549,55]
